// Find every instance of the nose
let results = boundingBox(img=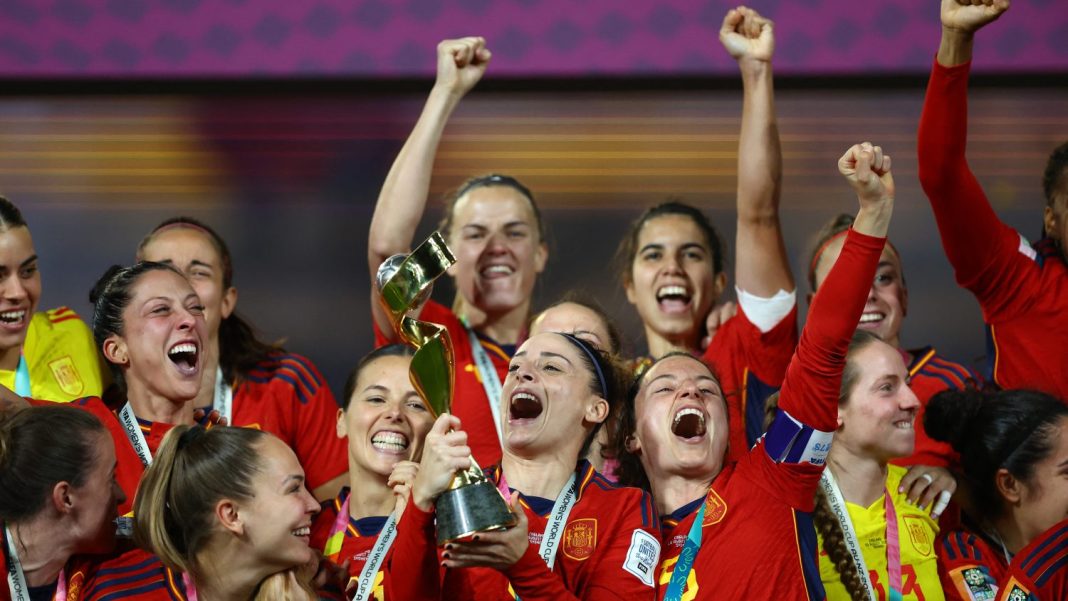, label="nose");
[677,378,700,399]
[900,385,920,411]
[1,275,27,302]
[662,253,684,275]
[383,399,403,421]
[485,230,508,254]
[113,478,127,506]
[302,487,320,514]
